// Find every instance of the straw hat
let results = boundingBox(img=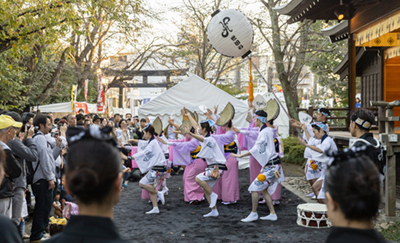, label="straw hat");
[246,112,252,123]
[216,102,235,126]
[153,117,163,135]
[182,109,196,129]
[265,98,280,122]
[179,124,188,135]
